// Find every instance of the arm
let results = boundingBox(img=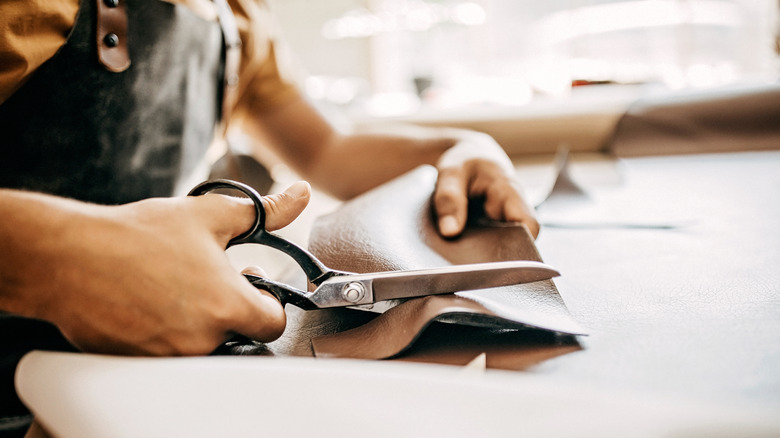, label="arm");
[0,182,310,355]
[235,96,540,238]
